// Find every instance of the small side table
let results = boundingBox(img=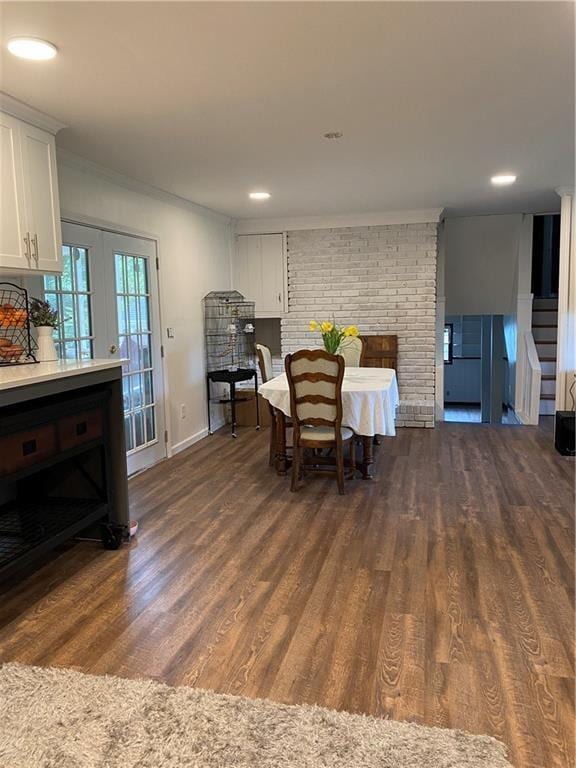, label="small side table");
[206,368,260,438]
